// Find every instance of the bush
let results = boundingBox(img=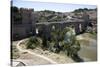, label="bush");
[26,36,40,49]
